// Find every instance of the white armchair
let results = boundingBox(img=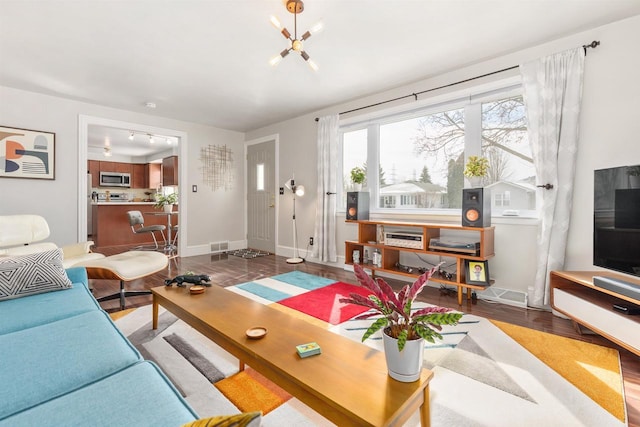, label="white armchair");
[0,215,105,269]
